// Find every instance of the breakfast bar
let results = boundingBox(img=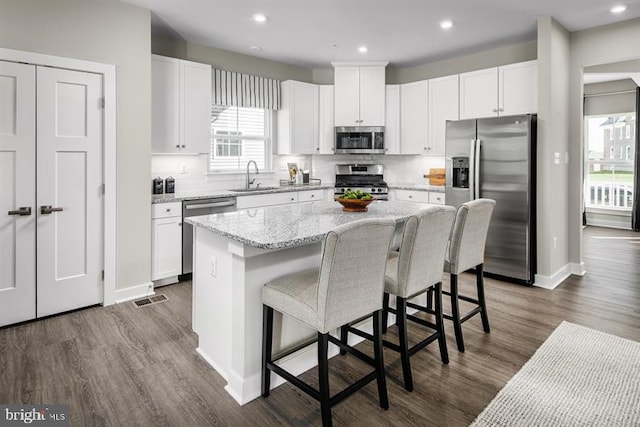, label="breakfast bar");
[185,200,432,405]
